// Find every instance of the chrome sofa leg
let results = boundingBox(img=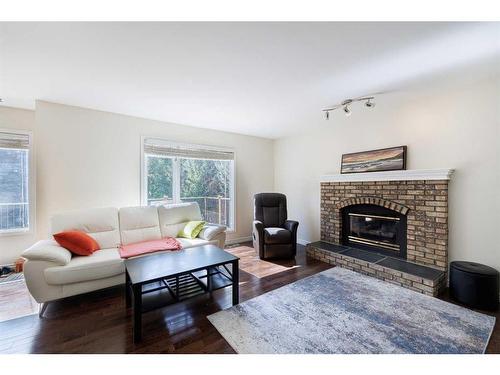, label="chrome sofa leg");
[39,302,48,318]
